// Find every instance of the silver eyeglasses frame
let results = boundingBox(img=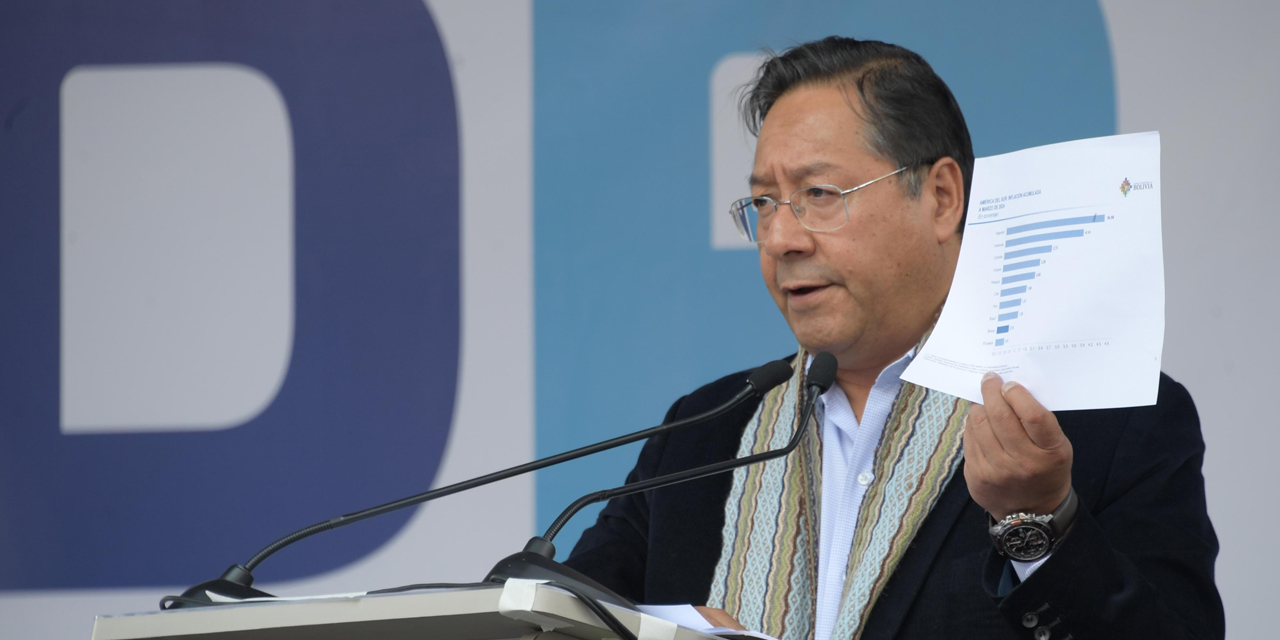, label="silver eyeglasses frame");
[729,165,912,243]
